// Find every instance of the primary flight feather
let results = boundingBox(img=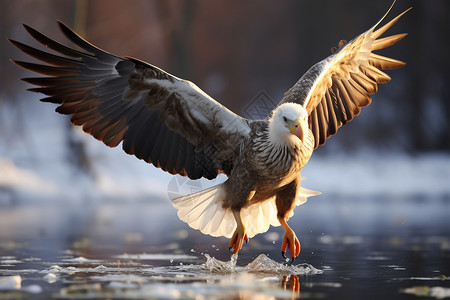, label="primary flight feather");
[10,4,410,262]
